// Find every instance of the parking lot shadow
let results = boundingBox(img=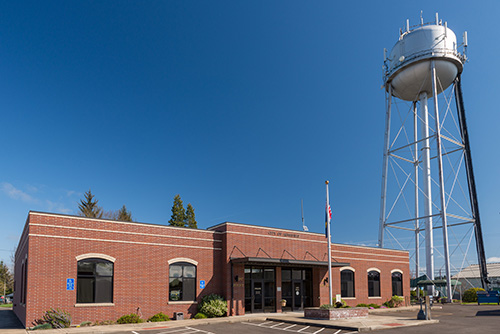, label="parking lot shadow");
[0,308,24,329]
[476,309,500,317]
